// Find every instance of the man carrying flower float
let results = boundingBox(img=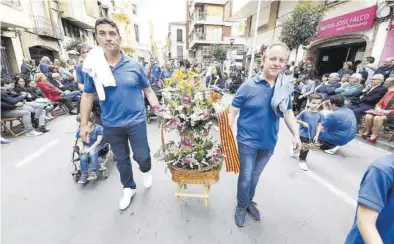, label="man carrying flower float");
[228,43,302,227]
